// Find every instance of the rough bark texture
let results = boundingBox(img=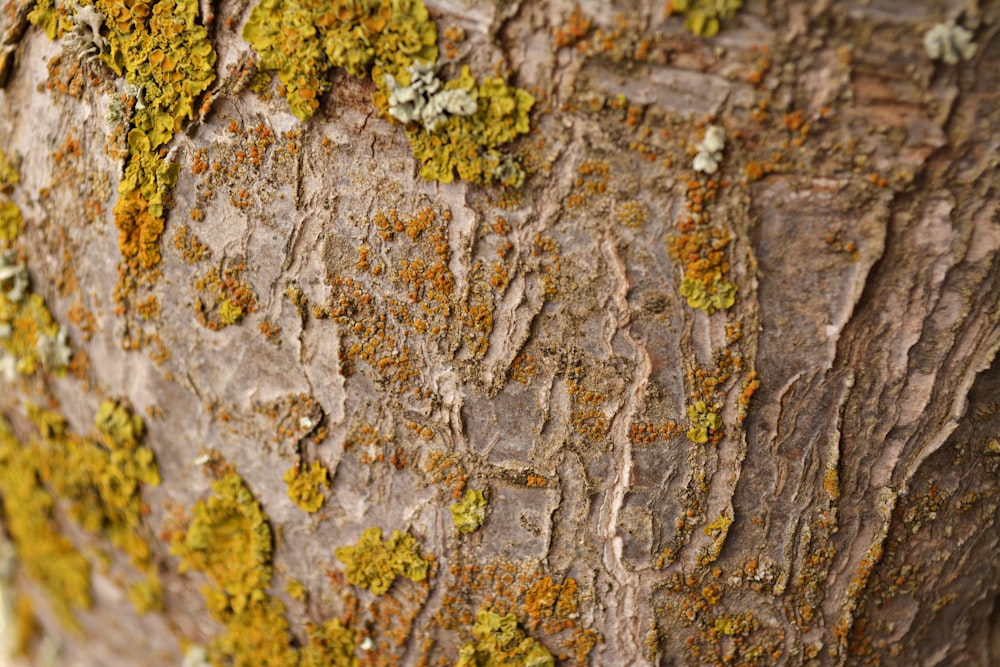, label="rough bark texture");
[0,0,998,665]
